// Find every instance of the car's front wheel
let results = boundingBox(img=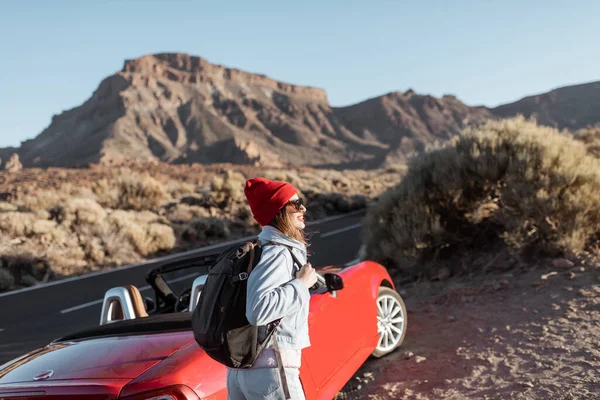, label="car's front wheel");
[372,286,407,358]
